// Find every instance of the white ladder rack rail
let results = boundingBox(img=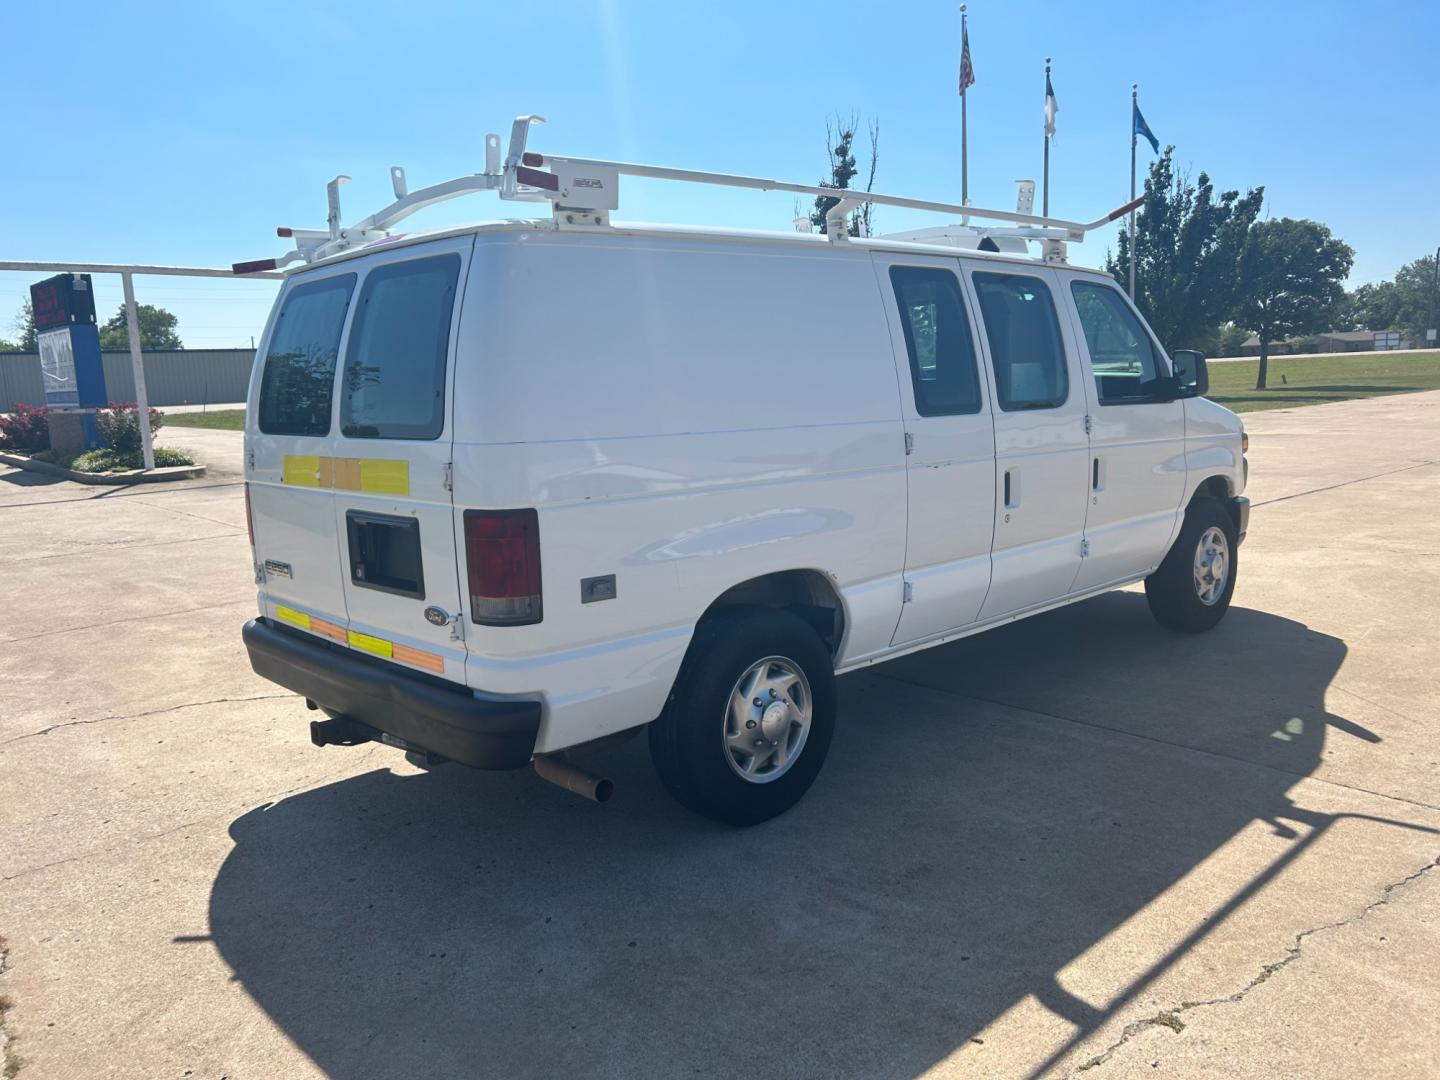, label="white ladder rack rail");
[234,114,1144,272]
